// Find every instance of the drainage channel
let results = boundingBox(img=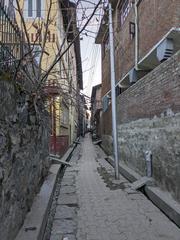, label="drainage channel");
[43,144,81,240]
[42,164,66,240]
[104,155,180,229]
